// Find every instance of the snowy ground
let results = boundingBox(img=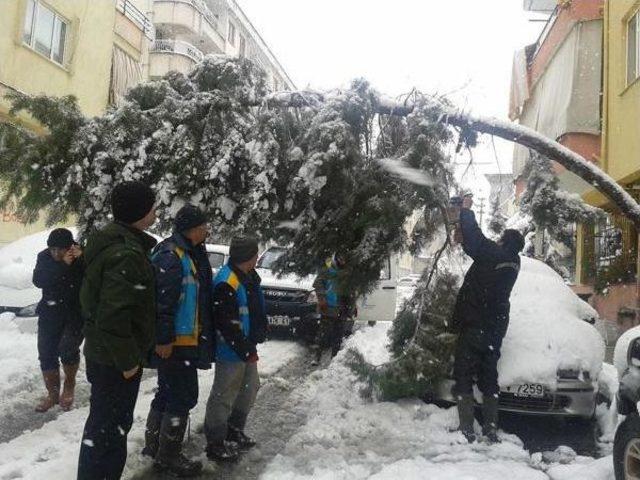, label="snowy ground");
[0,310,305,480]
[261,323,616,480]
